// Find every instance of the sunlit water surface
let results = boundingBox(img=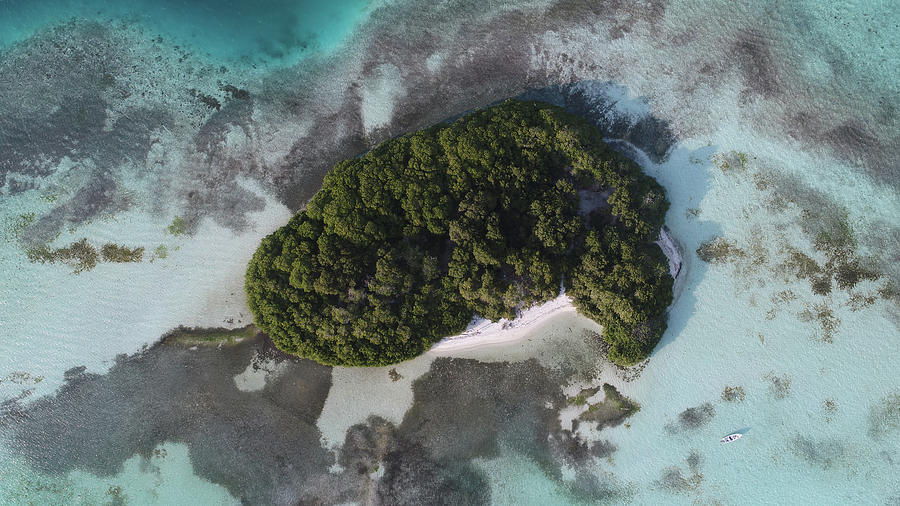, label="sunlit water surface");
[0,0,898,504]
